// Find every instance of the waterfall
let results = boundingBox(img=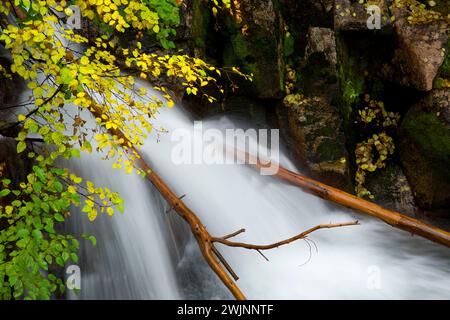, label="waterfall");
[65,82,450,299]
[66,152,181,299]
